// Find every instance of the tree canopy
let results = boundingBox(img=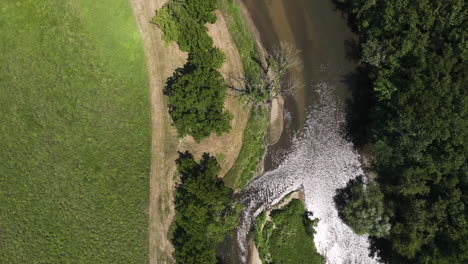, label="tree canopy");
[338,180,391,238]
[337,0,467,262]
[172,152,240,264]
[165,65,231,142]
[152,0,232,141]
